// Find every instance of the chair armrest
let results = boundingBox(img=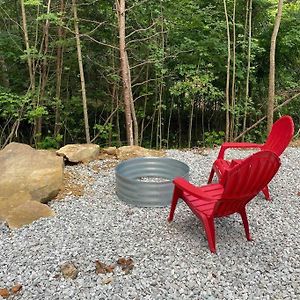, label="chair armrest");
[217,142,264,159]
[173,177,222,201]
